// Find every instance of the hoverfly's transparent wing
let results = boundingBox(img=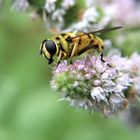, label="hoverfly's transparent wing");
[88,26,122,35]
[67,26,123,41]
